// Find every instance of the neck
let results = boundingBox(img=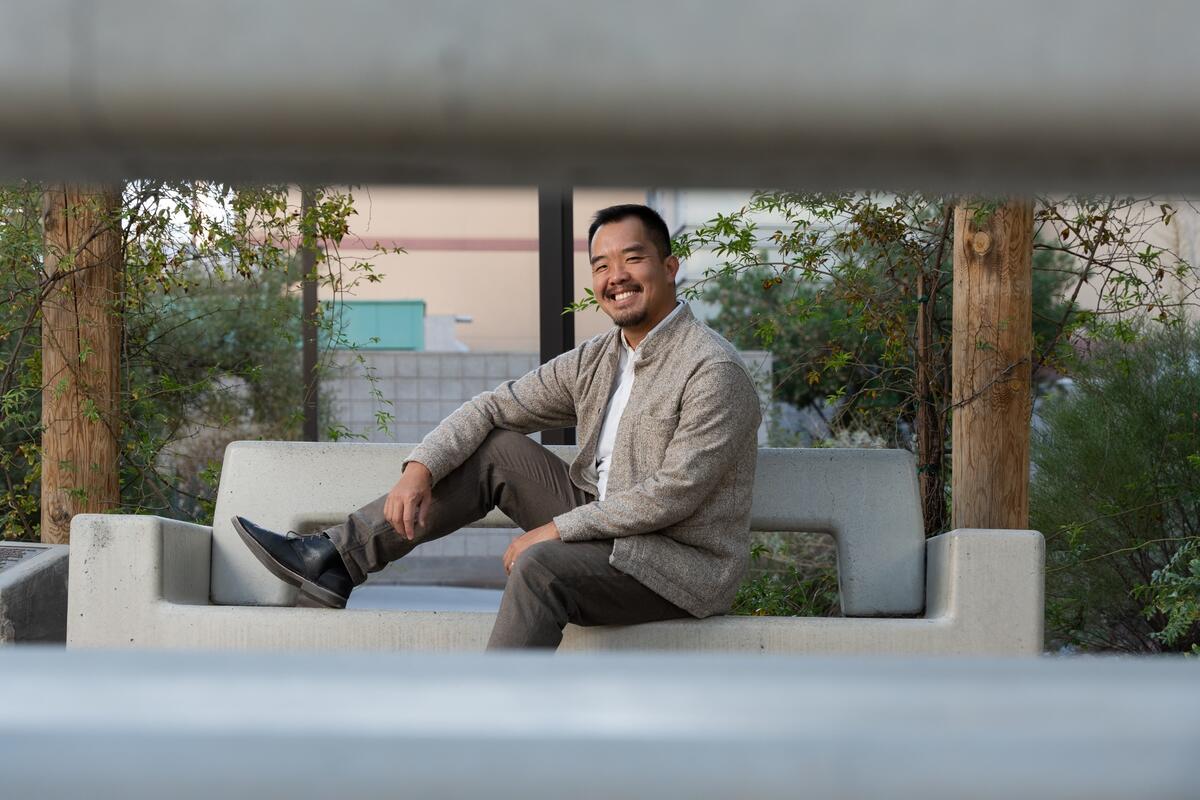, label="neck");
[621,300,678,351]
